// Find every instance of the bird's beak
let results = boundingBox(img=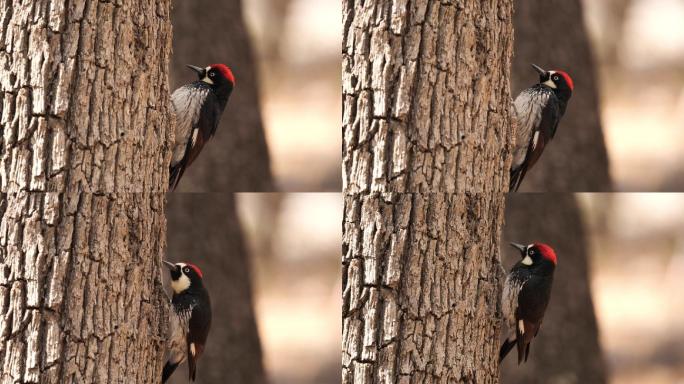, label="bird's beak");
[162,260,176,270]
[186,64,205,77]
[509,242,527,255]
[531,63,546,75]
